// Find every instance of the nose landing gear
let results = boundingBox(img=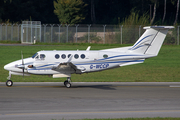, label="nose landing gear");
[6,80,13,87]
[6,72,13,87]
